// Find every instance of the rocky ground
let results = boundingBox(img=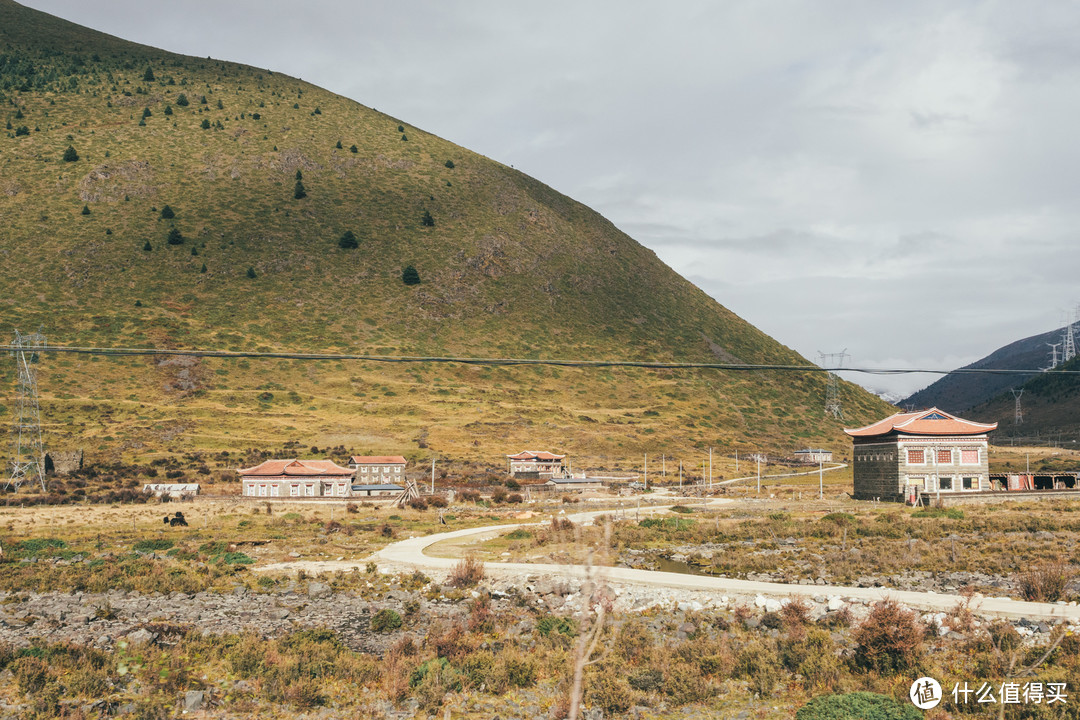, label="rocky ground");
[2,566,1074,655]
